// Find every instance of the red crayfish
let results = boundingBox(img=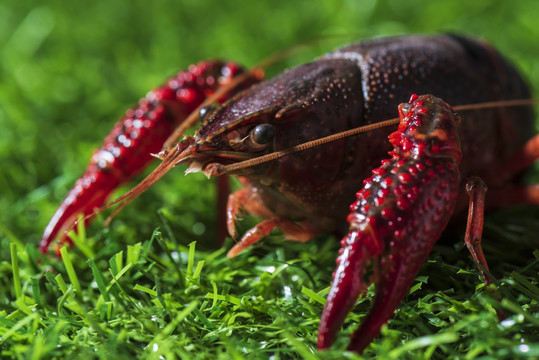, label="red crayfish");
[41,34,538,353]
